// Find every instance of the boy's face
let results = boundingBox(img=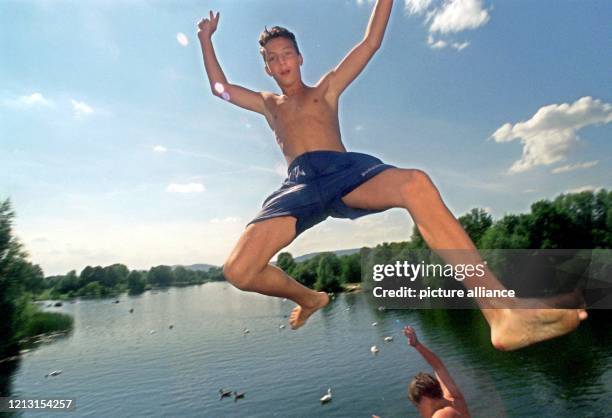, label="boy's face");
[263,37,303,86]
